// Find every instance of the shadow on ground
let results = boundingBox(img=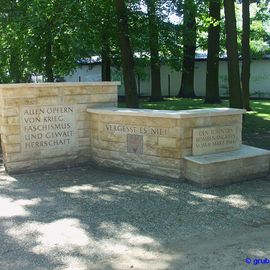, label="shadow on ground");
[0,165,270,270]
